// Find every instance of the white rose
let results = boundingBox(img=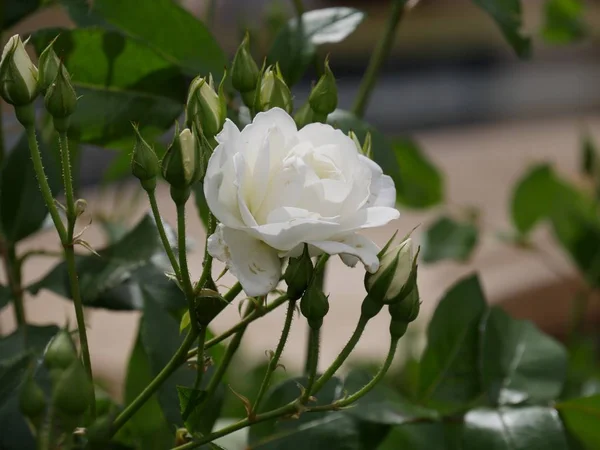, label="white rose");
[0,35,38,106]
[204,108,400,296]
